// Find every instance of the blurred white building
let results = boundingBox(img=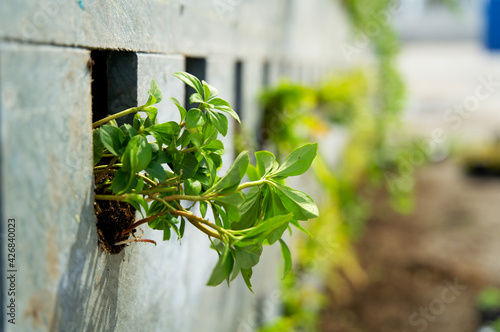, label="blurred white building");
[393,0,484,40]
